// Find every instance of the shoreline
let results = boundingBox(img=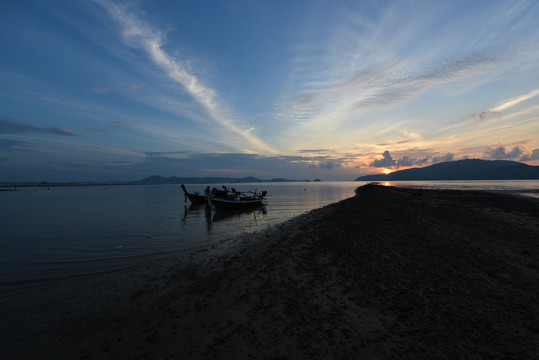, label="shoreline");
[2,184,539,359]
